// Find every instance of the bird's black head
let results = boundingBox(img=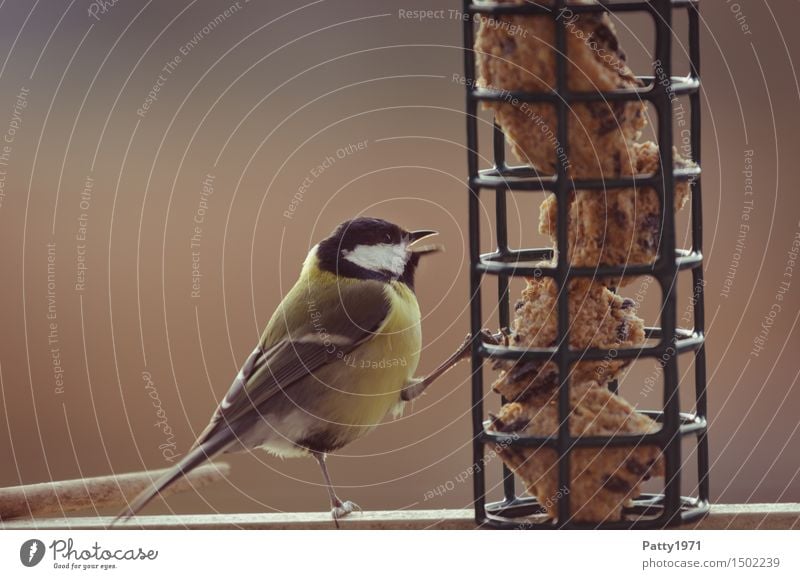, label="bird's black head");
[315,217,439,288]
